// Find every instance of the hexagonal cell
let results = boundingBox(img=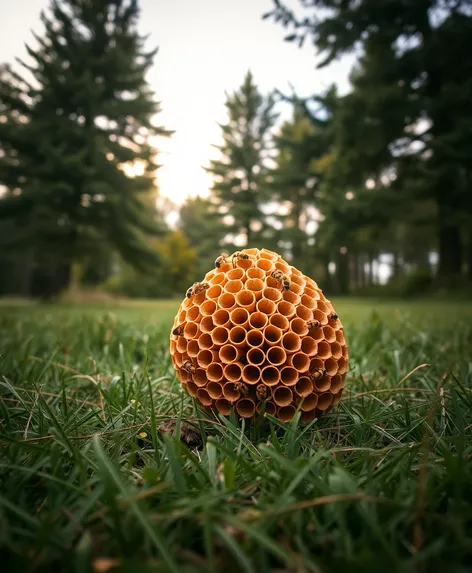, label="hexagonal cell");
[301,337,318,357]
[249,311,268,330]
[224,280,243,294]
[213,309,230,327]
[277,300,296,319]
[330,341,343,360]
[290,284,305,299]
[317,392,333,411]
[257,258,275,272]
[288,352,310,373]
[226,268,245,281]
[236,398,256,418]
[224,362,243,382]
[187,305,201,322]
[246,267,265,280]
[312,309,328,326]
[273,385,293,406]
[290,317,309,336]
[200,316,215,334]
[282,331,302,354]
[295,376,314,397]
[218,293,236,311]
[322,325,336,343]
[335,329,346,345]
[282,282,301,300]
[263,286,283,303]
[269,313,289,332]
[266,346,286,367]
[324,357,339,377]
[207,381,223,400]
[259,248,278,262]
[330,374,345,395]
[275,261,291,275]
[277,405,296,422]
[197,349,216,368]
[229,308,249,327]
[317,341,332,360]
[215,398,231,415]
[297,392,318,412]
[197,333,213,350]
[257,298,276,316]
[280,366,298,386]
